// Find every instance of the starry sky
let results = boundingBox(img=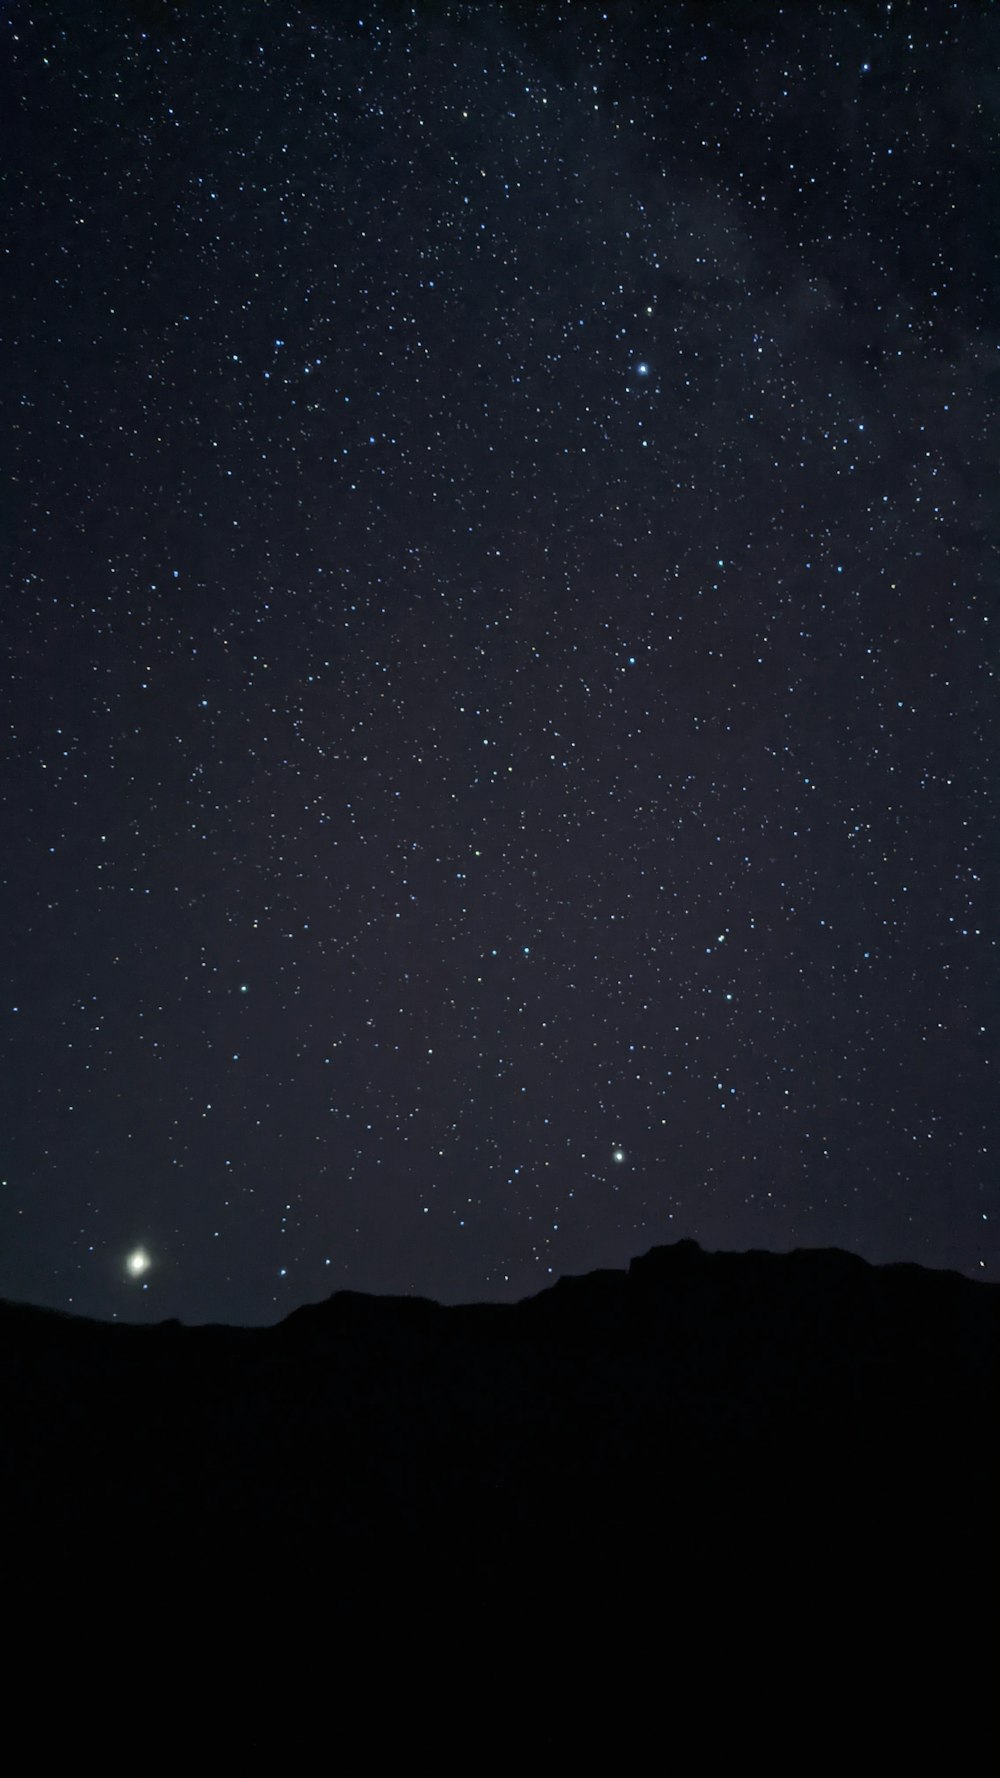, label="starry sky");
[4,0,997,1324]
